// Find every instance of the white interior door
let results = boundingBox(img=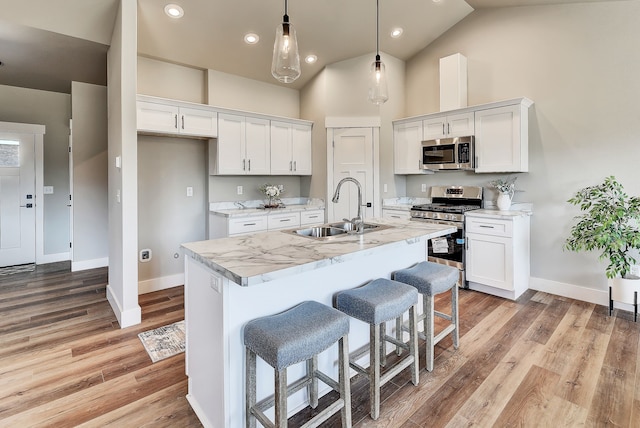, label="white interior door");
[0,133,36,267]
[331,128,374,222]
